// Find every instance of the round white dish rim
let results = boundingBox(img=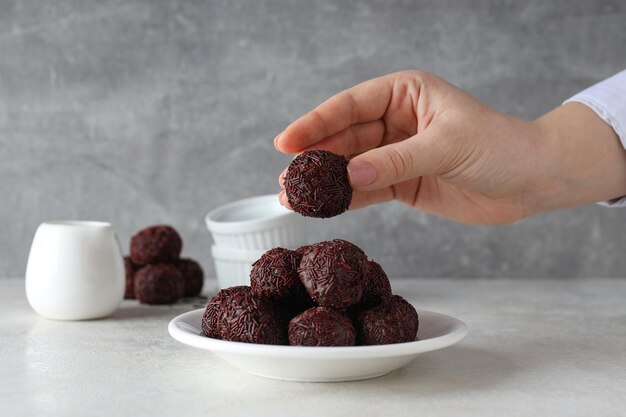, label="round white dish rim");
[168,308,468,359]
